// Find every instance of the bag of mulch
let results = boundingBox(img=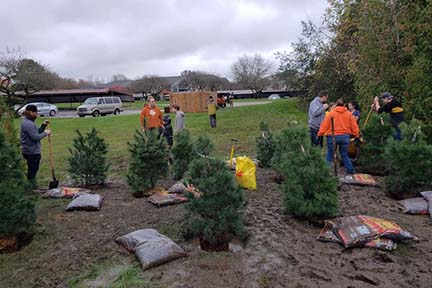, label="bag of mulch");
[317,224,341,243]
[339,174,380,187]
[364,238,397,251]
[327,215,417,248]
[167,182,187,194]
[44,187,91,199]
[148,193,188,207]
[398,198,429,215]
[360,216,418,241]
[420,191,432,220]
[65,193,103,211]
[326,216,378,248]
[116,229,186,270]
